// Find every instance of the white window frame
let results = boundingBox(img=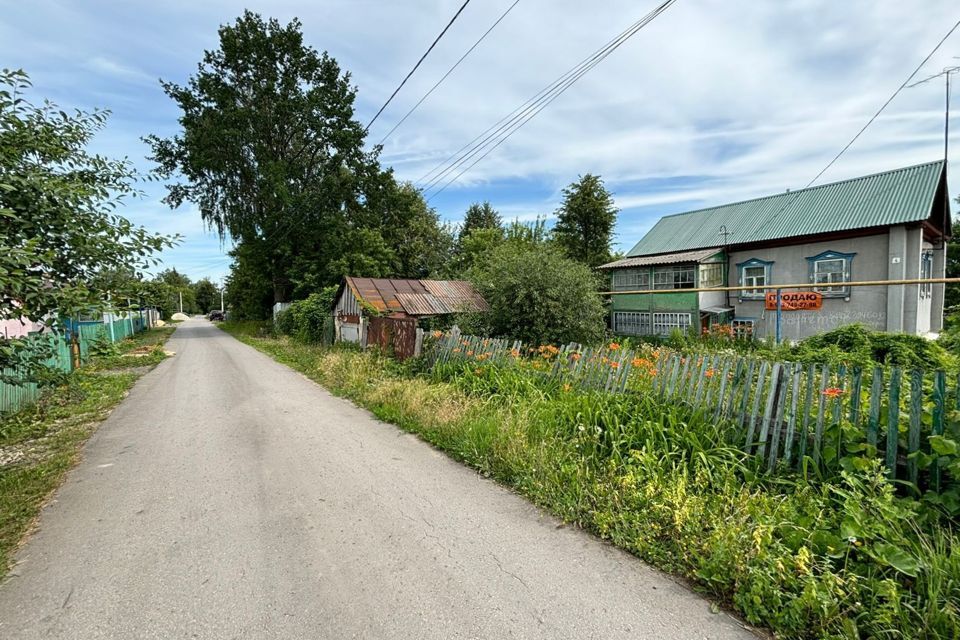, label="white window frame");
[731,319,755,339]
[612,269,650,291]
[807,250,855,298]
[813,258,848,294]
[653,266,696,290]
[699,263,724,288]
[613,311,652,335]
[920,251,933,299]
[652,312,691,335]
[737,259,772,300]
